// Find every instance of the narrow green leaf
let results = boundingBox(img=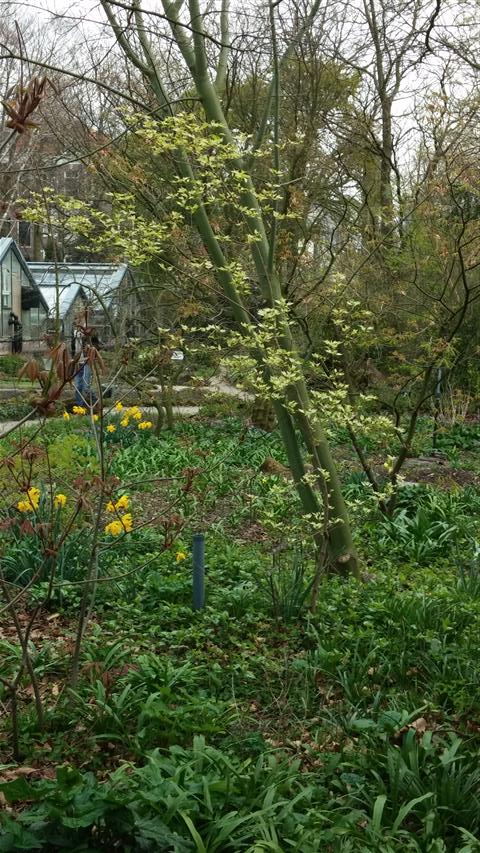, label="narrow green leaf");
[392,792,433,833]
[372,794,387,833]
